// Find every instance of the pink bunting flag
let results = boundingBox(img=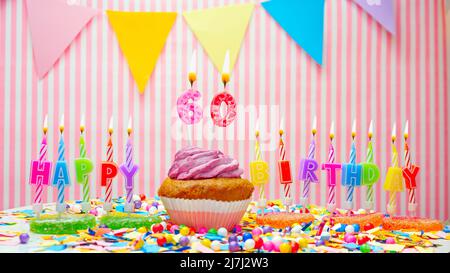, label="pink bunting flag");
[26,0,100,78]
[353,0,396,35]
